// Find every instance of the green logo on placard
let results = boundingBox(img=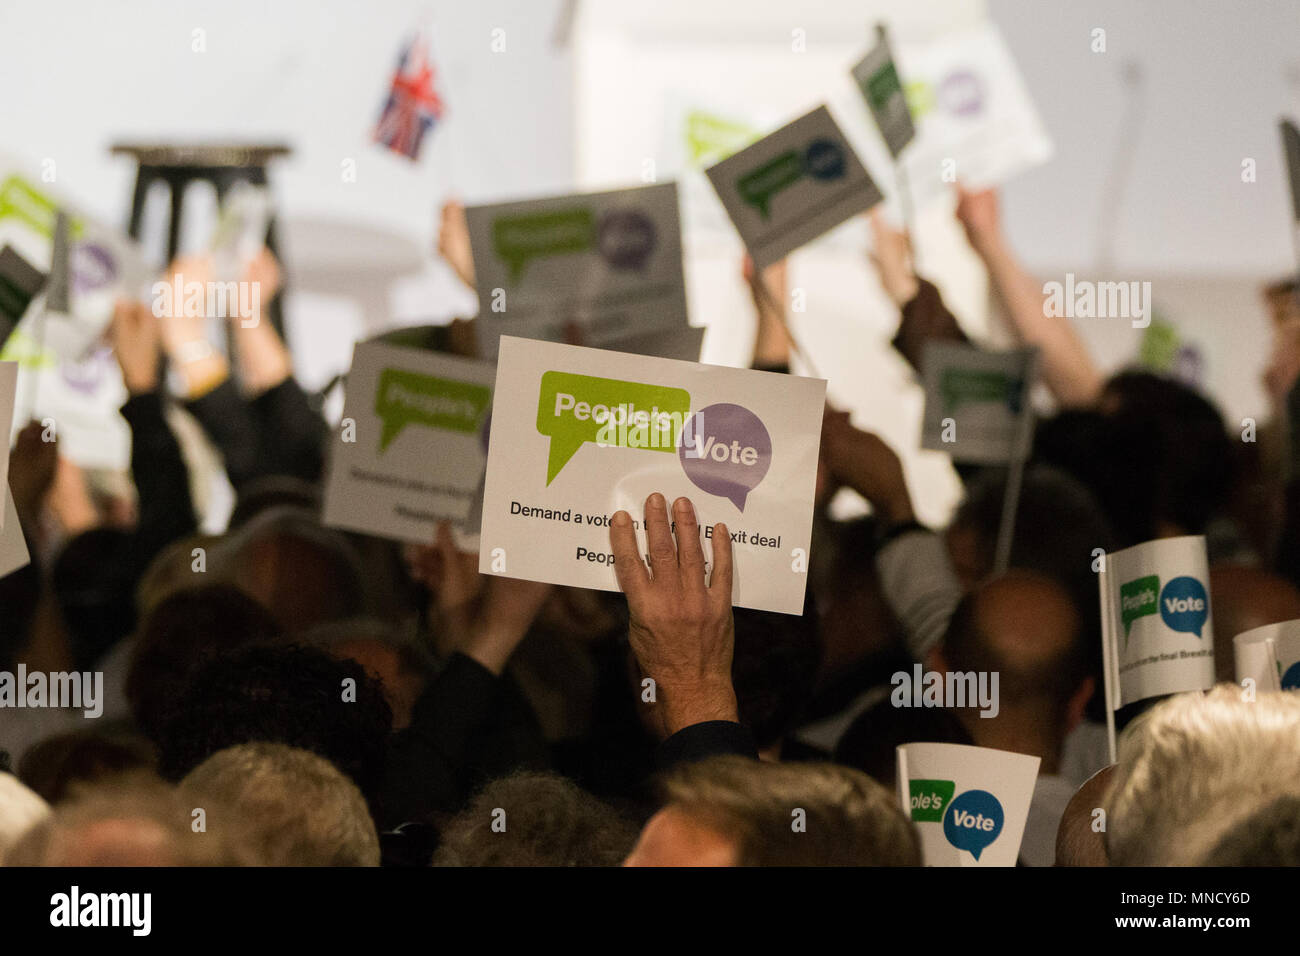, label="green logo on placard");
[0,175,86,240]
[737,151,805,219]
[866,63,904,111]
[1119,574,1160,638]
[537,370,691,485]
[493,208,594,283]
[909,779,956,823]
[940,369,1021,416]
[375,368,491,452]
